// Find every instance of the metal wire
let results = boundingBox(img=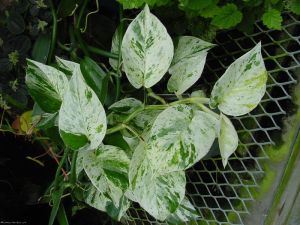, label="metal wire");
[124,13,300,225]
